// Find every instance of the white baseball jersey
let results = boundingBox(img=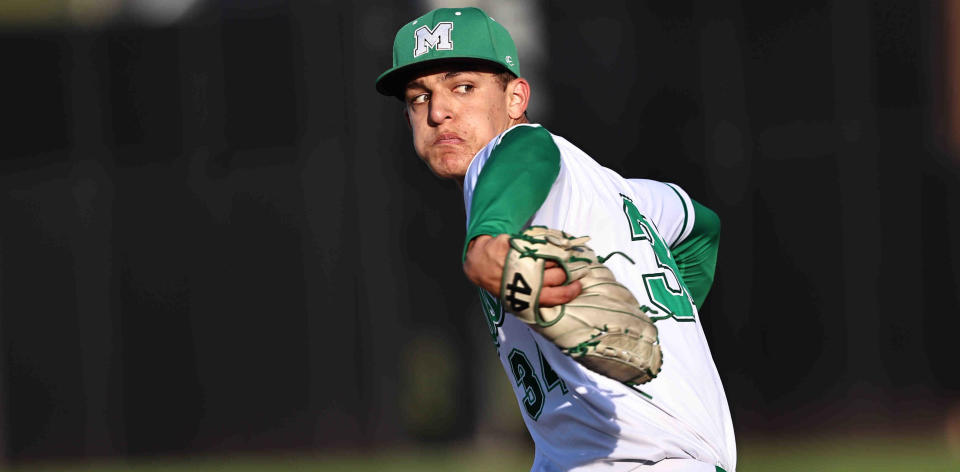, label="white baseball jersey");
[463,124,736,472]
